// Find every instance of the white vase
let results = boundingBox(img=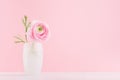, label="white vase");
[23,41,43,75]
